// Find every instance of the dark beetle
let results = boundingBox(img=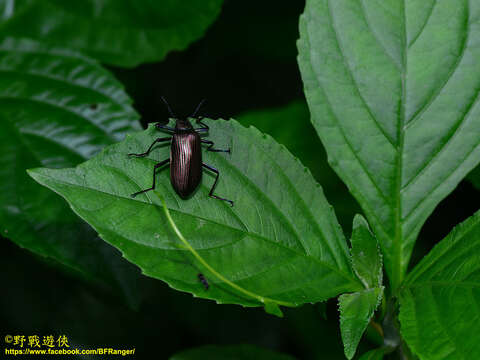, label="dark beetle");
[129,98,233,206]
[197,273,209,290]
